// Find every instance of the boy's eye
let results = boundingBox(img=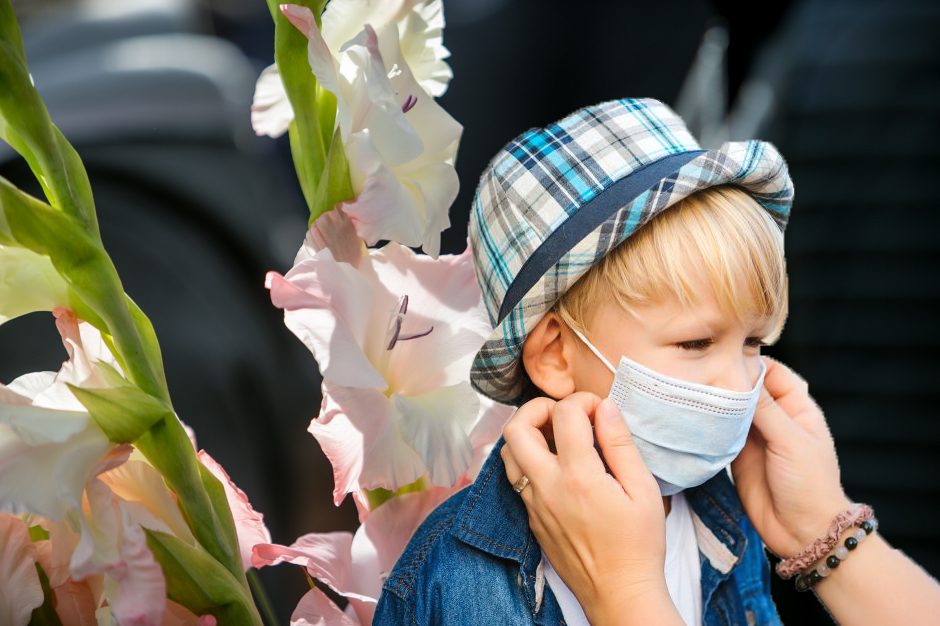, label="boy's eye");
[676,338,713,351]
[746,337,769,349]
[676,337,768,351]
